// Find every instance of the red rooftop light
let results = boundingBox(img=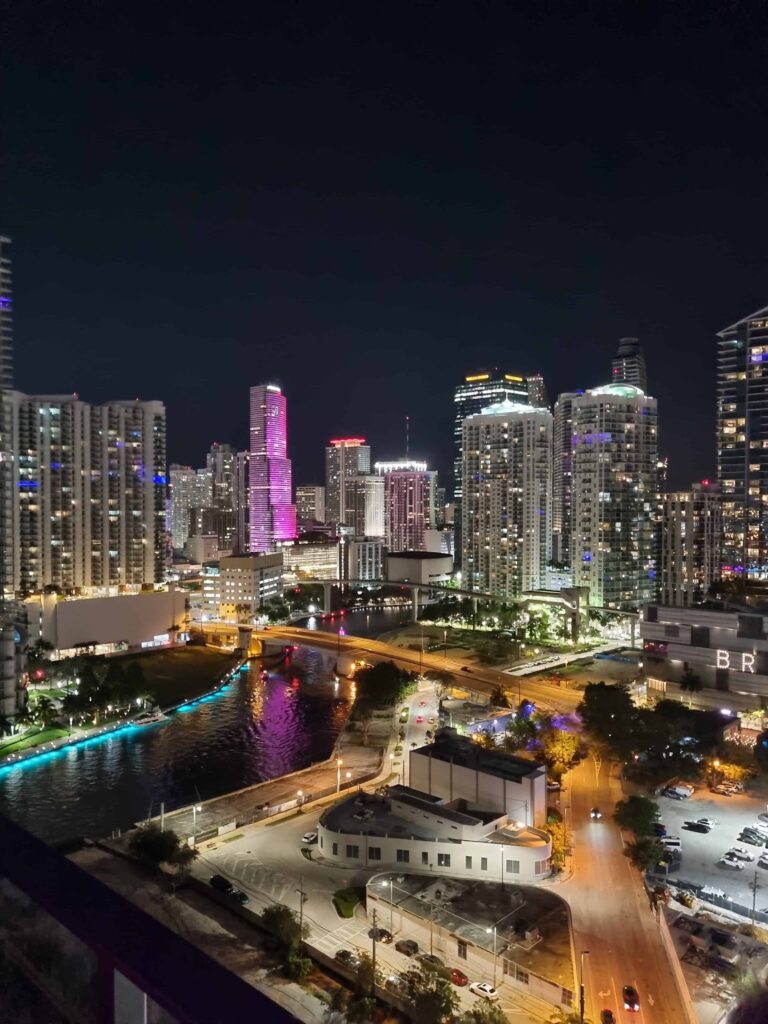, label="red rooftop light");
[329,438,366,445]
